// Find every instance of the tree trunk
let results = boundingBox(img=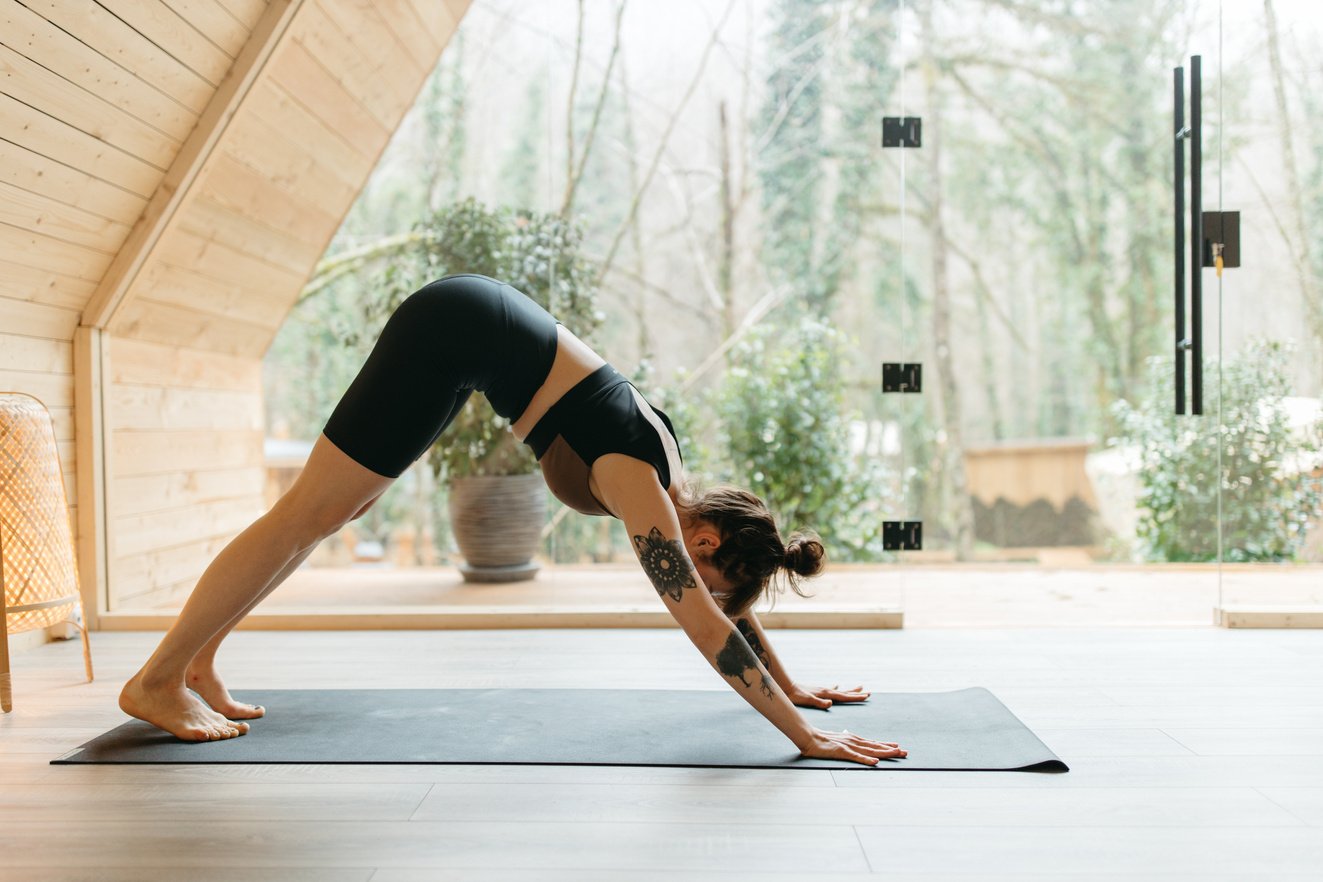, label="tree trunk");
[921,2,975,561]
[616,51,651,362]
[1077,136,1124,412]
[972,259,1005,440]
[718,101,737,340]
[1264,0,1323,360]
[561,0,627,219]
[595,0,736,285]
